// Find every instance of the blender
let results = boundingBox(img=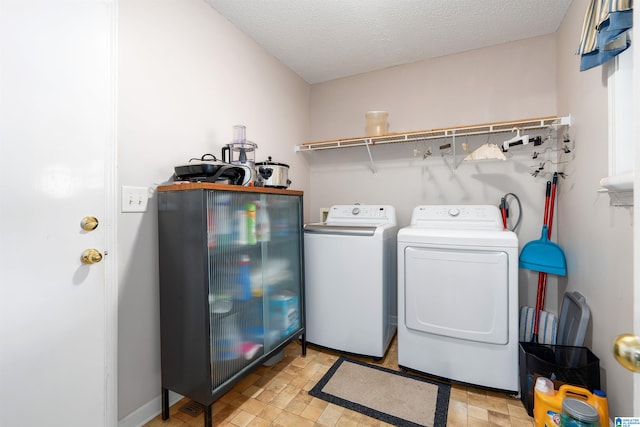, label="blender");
[222,125,257,185]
